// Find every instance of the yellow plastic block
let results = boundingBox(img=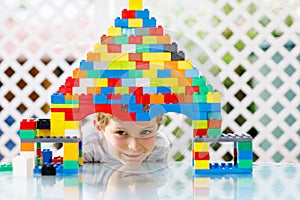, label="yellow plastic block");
[65,121,80,129]
[129,0,143,10]
[115,87,129,94]
[195,160,210,169]
[142,69,157,78]
[193,120,208,129]
[101,53,129,61]
[51,112,65,121]
[178,59,193,69]
[194,142,209,152]
[194,178,210,187]
[79,157,83,166]
[64,143,79,160]
[94,78,108,87]
[162,78,178,86]
[108,26,122,36]
[108,61,123,69]
[37,130,50,137]
[150,78,164,86]
[150,61,164,69]
[122,61,136,70]
[50,128,65,137]
[128,18,143,28]
[51,120,65,130]
[207,92,221,103]
[142,52,171,61]
[171,86,185,94]
[142,36,157,44]
[51,104,79,108]
[94,43,108,53]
